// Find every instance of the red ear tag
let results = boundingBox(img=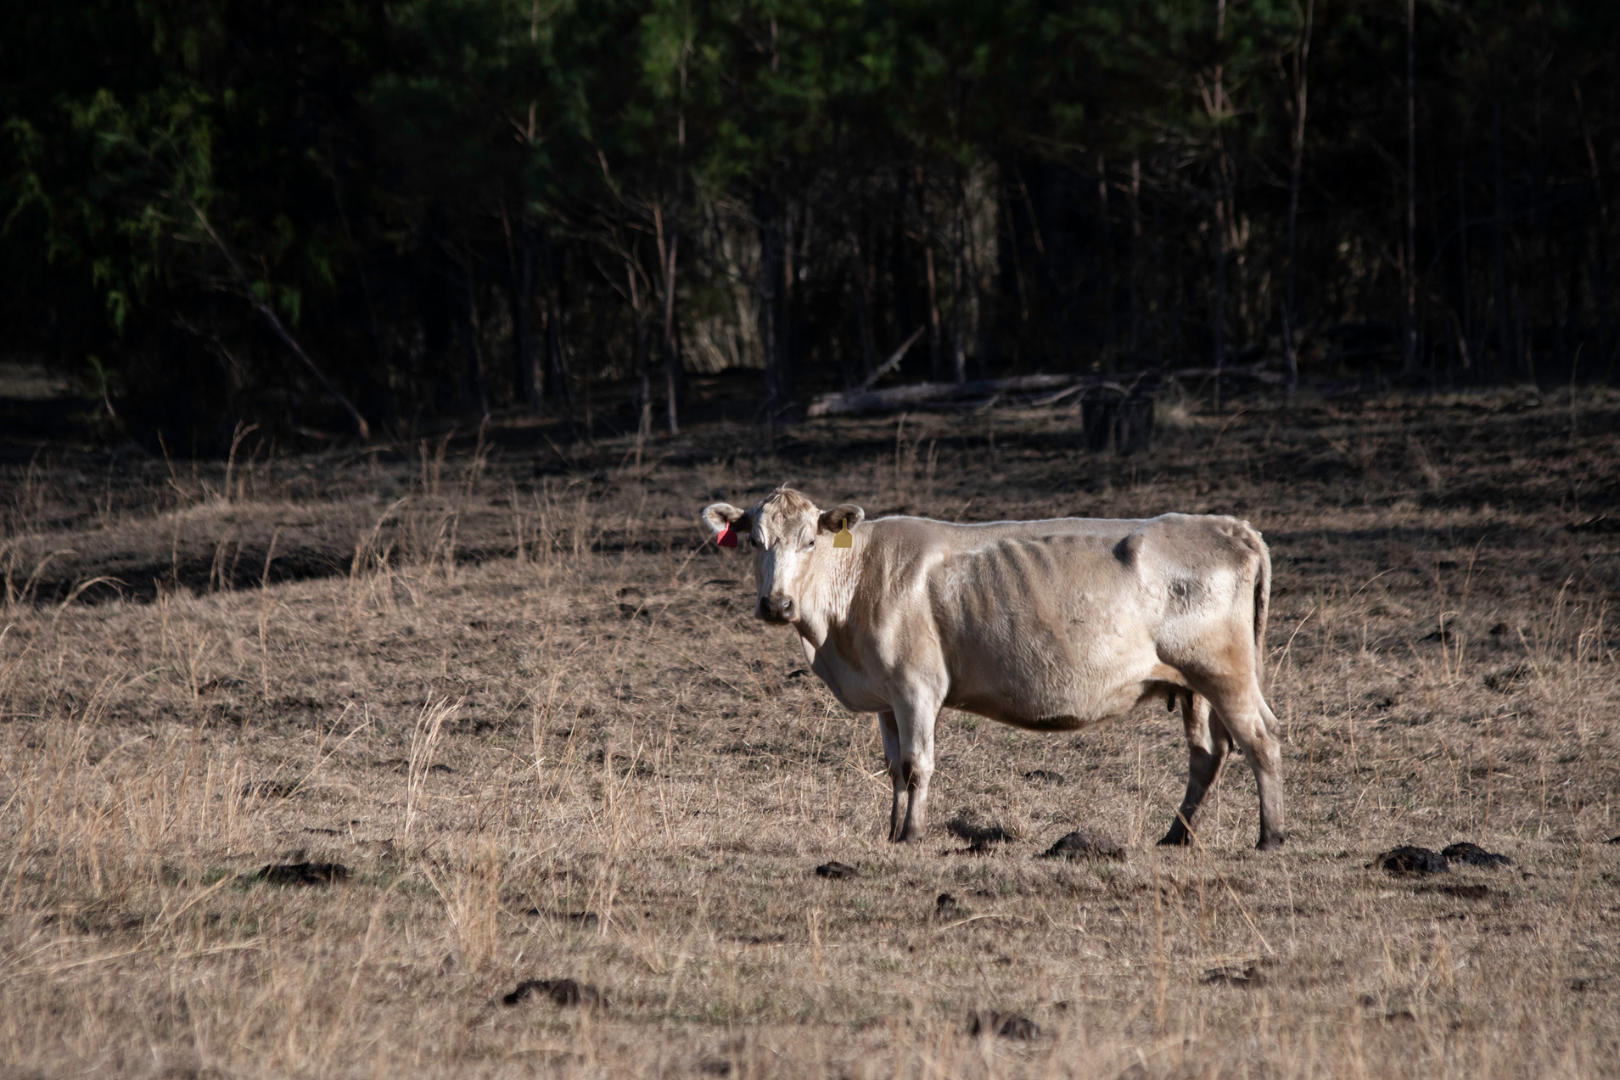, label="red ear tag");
[717,524,738,548]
